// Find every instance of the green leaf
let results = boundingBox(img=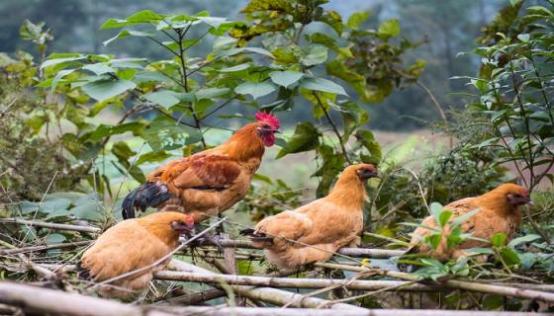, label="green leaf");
[82,63,115,75]
[143,90,181,108]
[269,71,304,88]
[429,202,444,223]
[82,79,136,101]
[378,19,400,40]
[112,141,136,160]
[491,232,508,247]
[218,63,251,73]
[300,77,347,96]
[276,122,321,158]
[355,129,382,163]
[103,30,155,46]
[136,151,172,165]
[438,210,453,228]
[500,247,521,266]
[347,11,369,30]
[101,10,164,29]
[195,87,231,100]
[517,33,530,42]
[235,82,277,99]
[451,208,480,227]
[508,234,541,247]
[301,44,328,66]
[46,233,66,244]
